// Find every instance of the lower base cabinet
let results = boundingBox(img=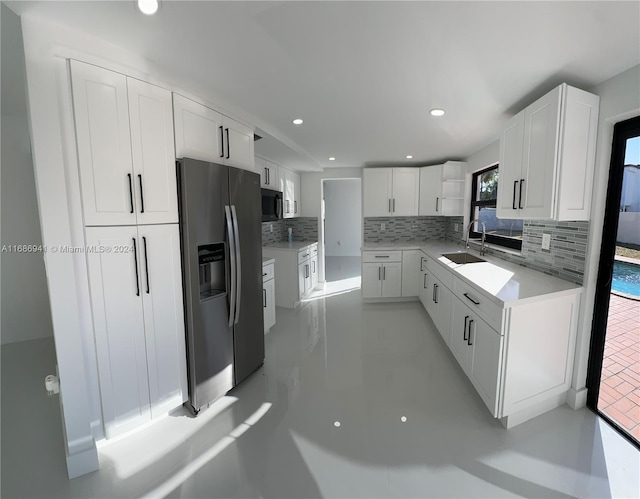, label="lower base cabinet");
[85,224,188,438]
[362,262,402,298]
